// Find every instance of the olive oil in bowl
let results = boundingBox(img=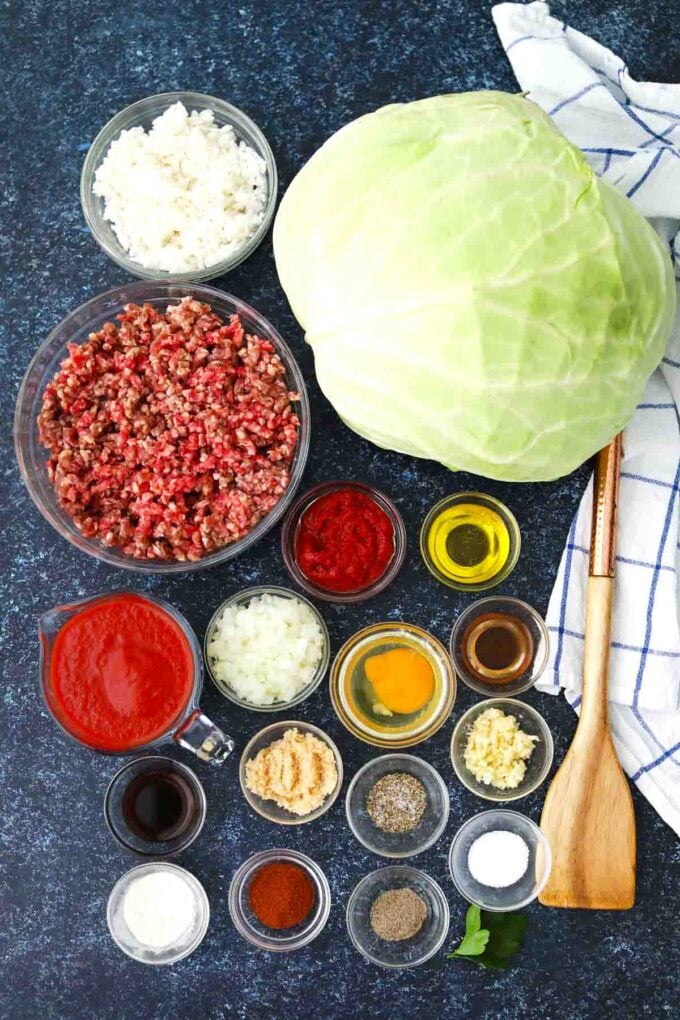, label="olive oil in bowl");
[420,492,520,591]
